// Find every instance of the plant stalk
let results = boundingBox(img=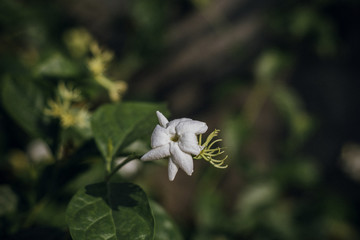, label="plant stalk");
[105,154,140,182]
